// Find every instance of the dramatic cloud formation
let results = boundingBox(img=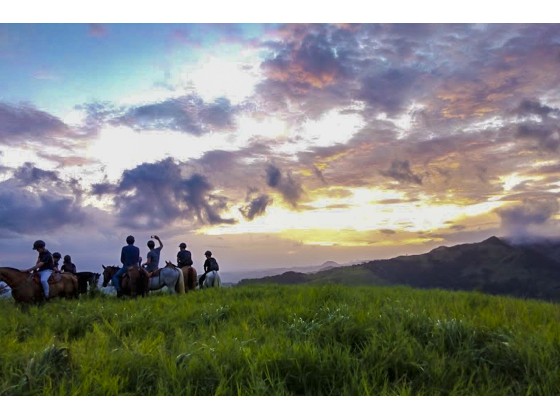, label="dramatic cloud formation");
[1,23,559,272]
[92,158,235,228]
